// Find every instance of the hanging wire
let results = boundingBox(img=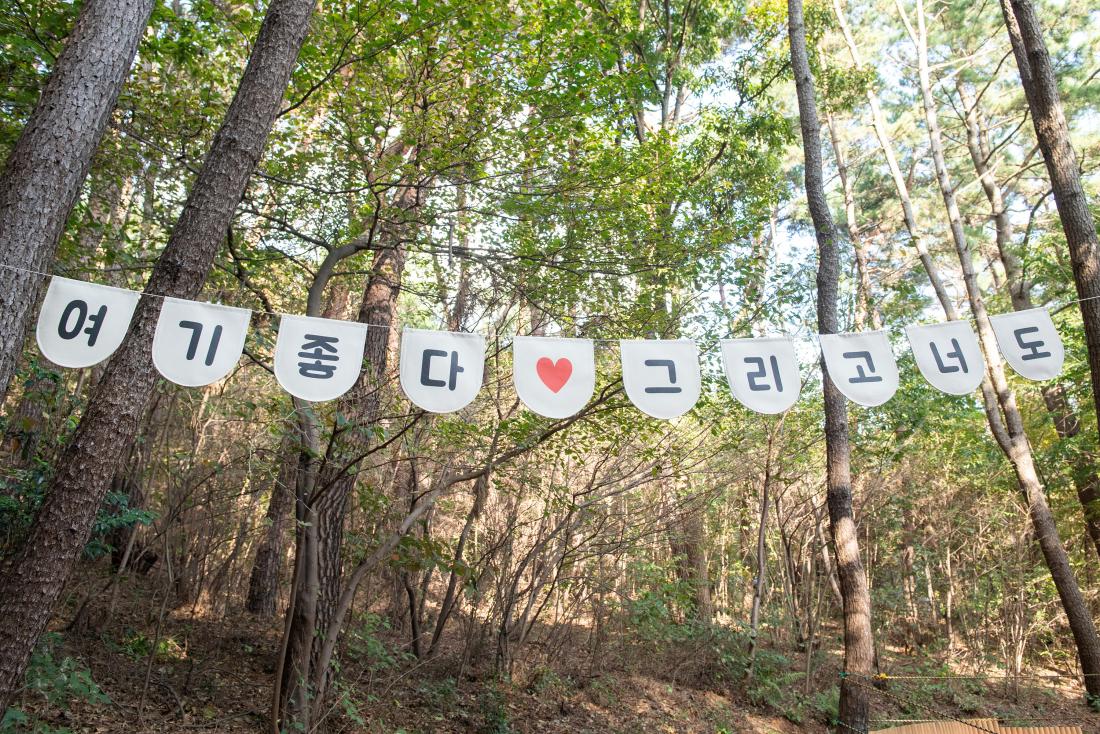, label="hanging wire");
[4,261,1098,345]
[0,262,394,329]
